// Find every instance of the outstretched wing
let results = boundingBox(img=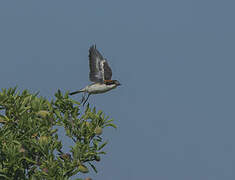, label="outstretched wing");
[102,60,112,80]
[89,45,112,82]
